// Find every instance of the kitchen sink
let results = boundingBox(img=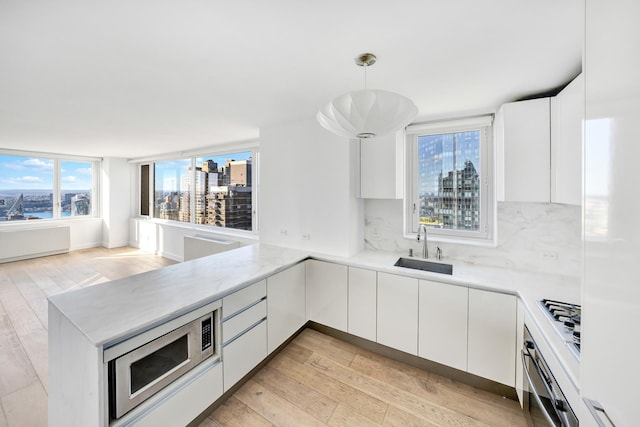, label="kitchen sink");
[394,257,453,275]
